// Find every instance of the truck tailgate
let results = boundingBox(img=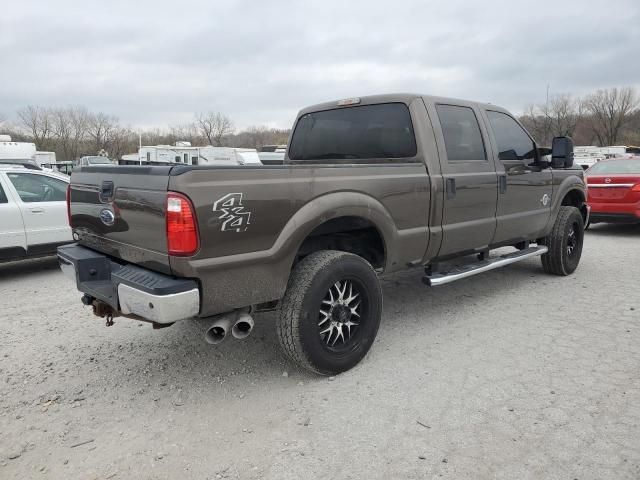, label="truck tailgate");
[69,166,172,275]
